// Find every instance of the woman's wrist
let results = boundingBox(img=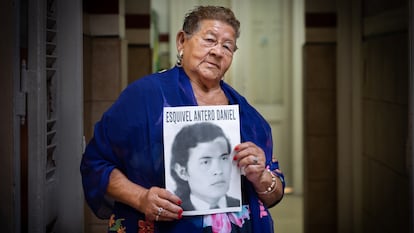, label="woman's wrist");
[134,187,148,212]
[255,169,278,195]
[108,169,148,212]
